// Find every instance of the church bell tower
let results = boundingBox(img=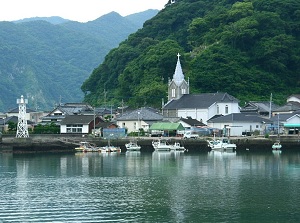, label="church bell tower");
[168,53,189,101]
